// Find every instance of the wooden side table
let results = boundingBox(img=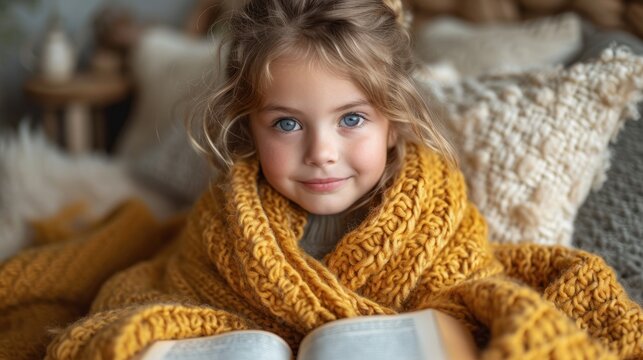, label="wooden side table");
[24,72,131,153]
